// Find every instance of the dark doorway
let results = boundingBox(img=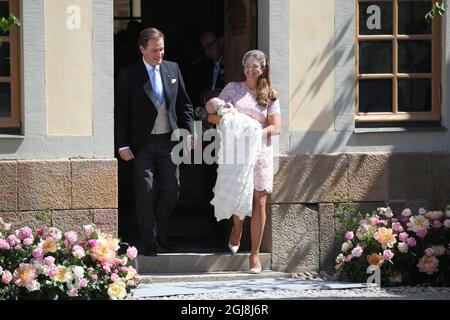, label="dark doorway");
[114,0,257,253]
